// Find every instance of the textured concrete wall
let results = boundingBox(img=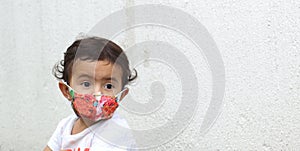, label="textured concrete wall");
[0,0,299,150]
